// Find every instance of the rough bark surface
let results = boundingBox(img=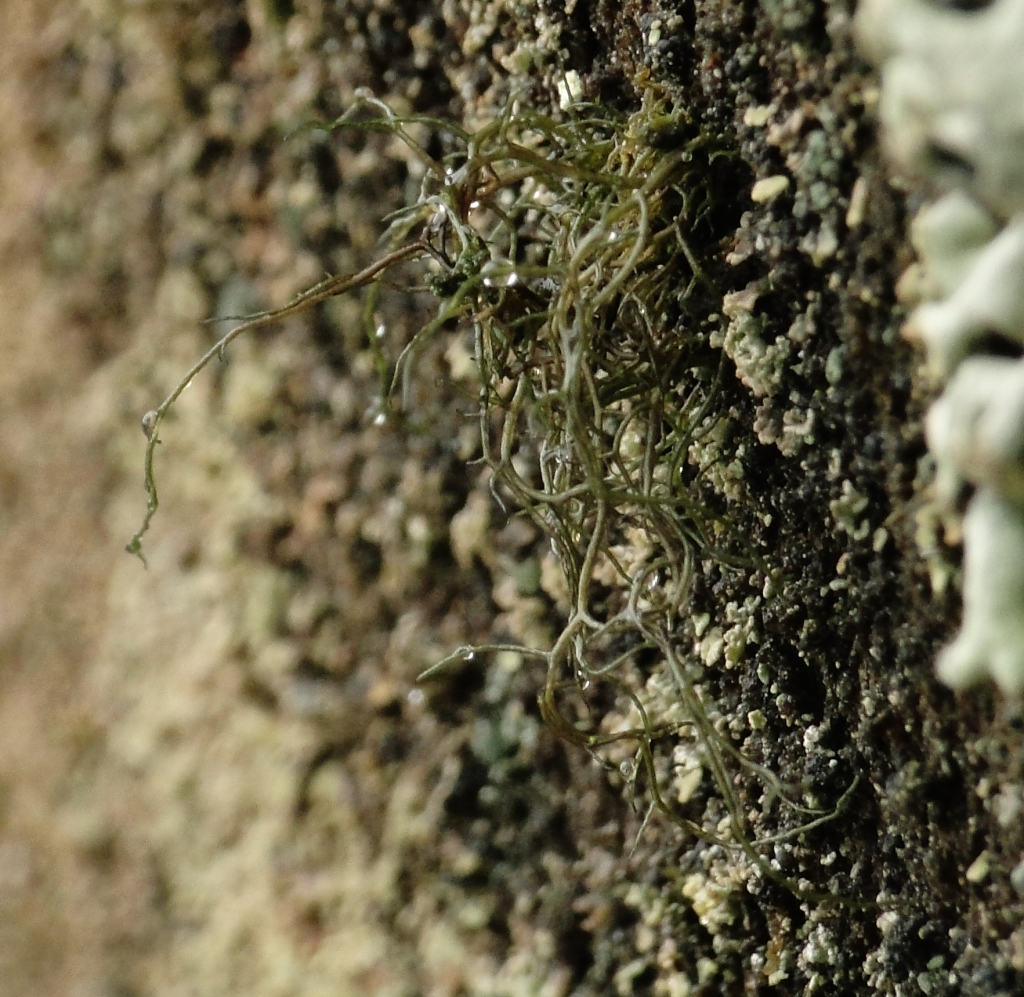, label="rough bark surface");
[1,1,1021,996]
